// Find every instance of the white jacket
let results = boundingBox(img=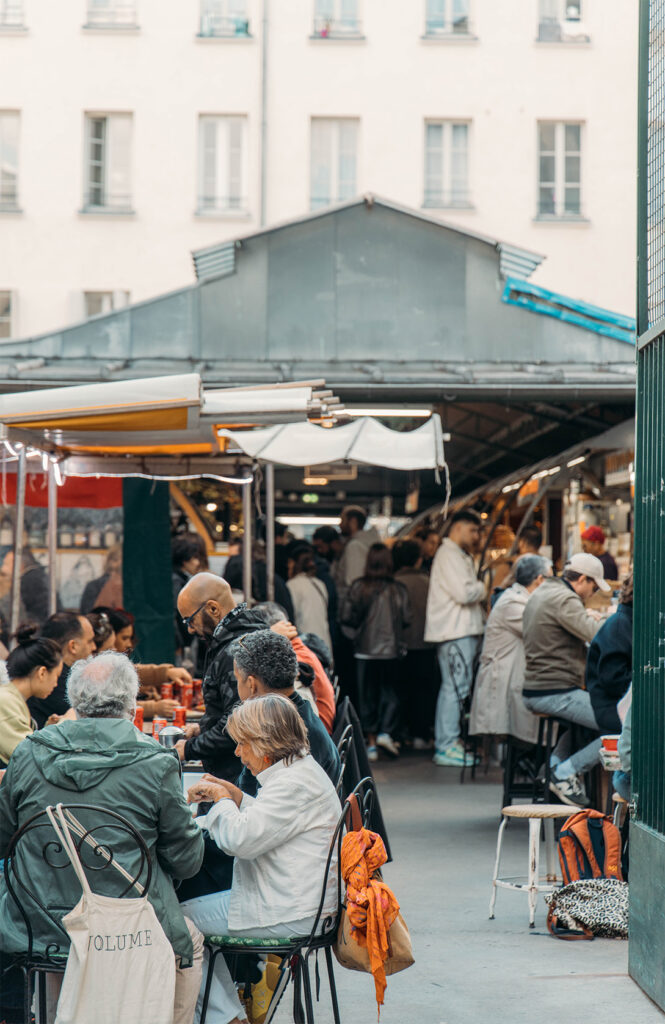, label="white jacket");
[199,754,340,931]
[287,574,332,650]
[424,537,485,643]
